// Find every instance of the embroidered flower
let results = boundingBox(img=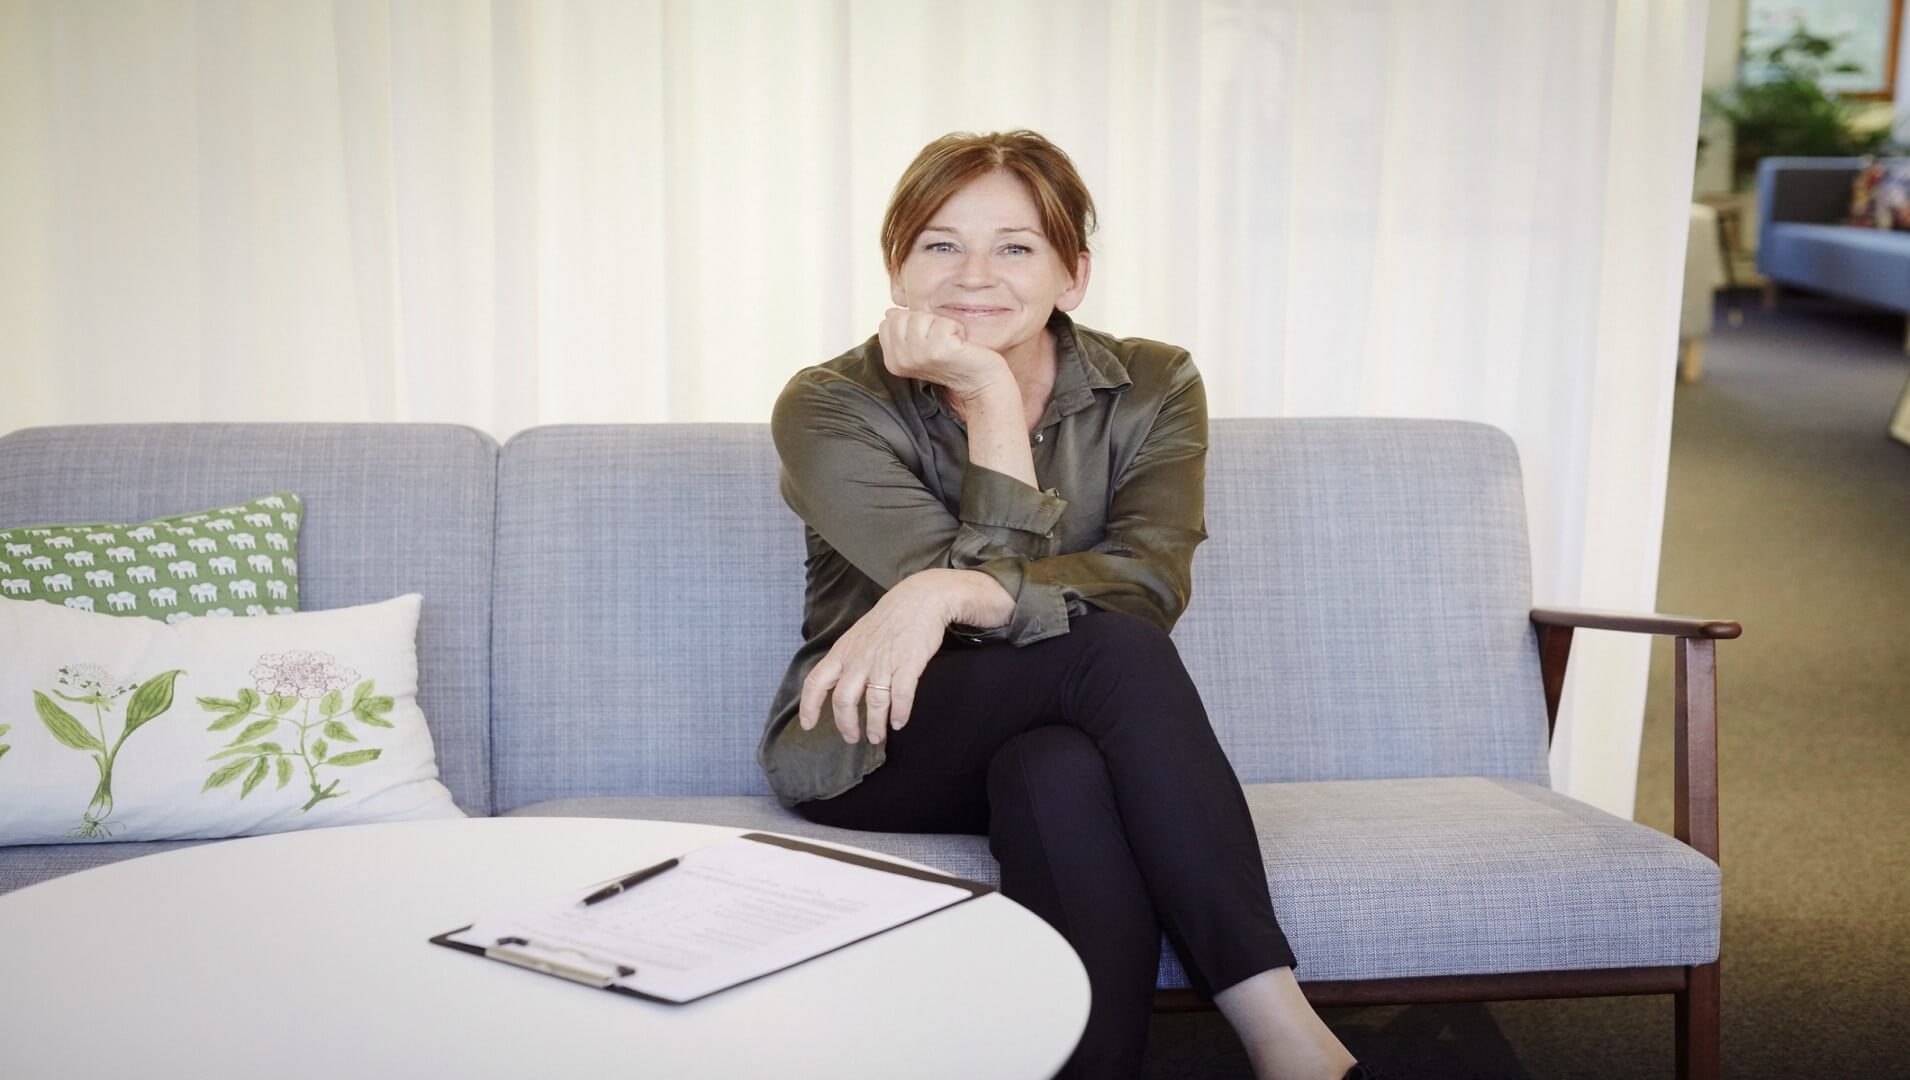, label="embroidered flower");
[249,650,359,700]
[56,664,136,701]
